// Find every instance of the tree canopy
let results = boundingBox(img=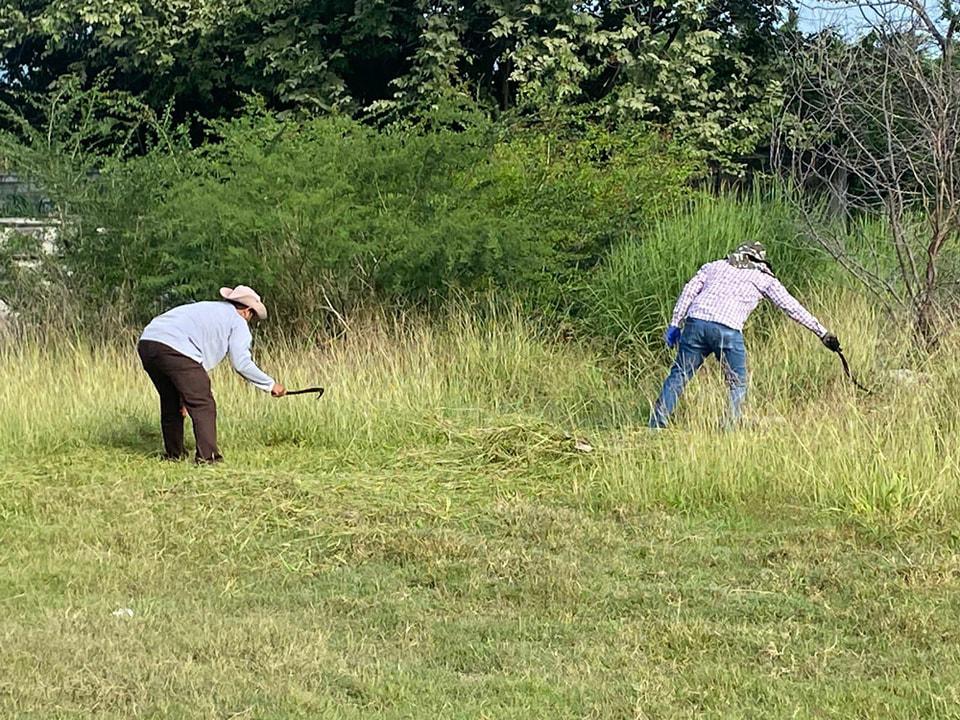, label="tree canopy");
[1,0,793,163]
